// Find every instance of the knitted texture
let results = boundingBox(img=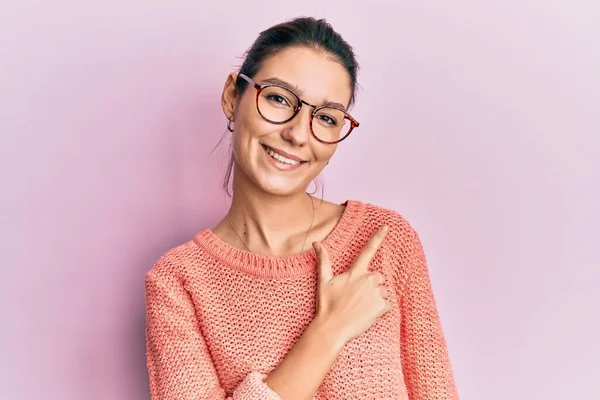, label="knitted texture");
[145,199,459,399]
